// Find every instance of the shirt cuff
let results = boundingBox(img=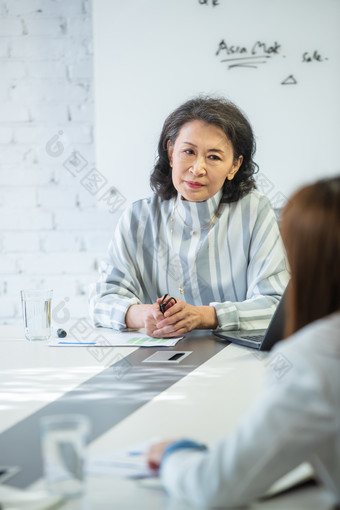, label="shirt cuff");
[161,439,208,468]
[210,301,239,330]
